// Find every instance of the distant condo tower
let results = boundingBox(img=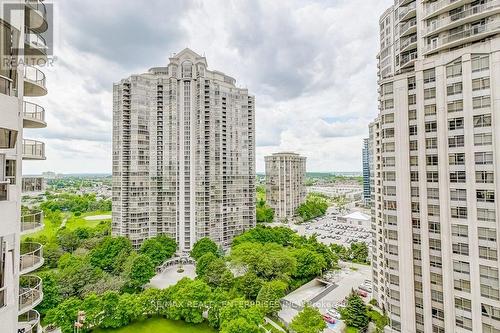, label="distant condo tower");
[112,48,256,251]
[265,152,306,220]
